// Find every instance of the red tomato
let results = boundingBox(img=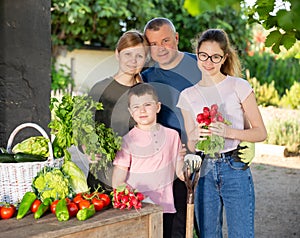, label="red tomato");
[78,199,90,210]
[1,204,16,219]
[50,200,60,214]
[73,195,84,207]
[92,198,105,211]
[67,202,78,217]
[83,193,94,199]
[30,199,41,213]
[99,193,111,207]
[65,197,71,204]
